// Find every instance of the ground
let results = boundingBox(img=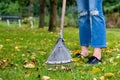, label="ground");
[0,22,120,80]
